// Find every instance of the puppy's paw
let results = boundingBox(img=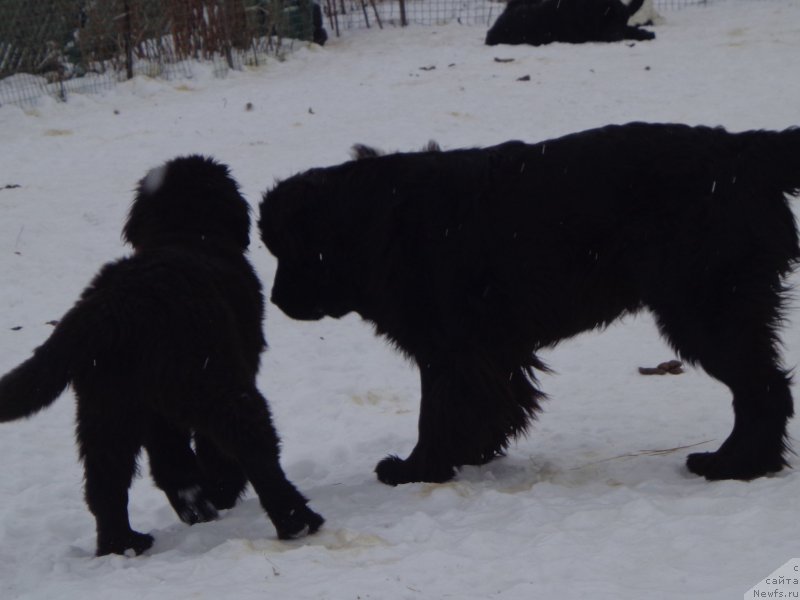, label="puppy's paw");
[96,530,154,557]
[170,486,219,525]
[273,504,325,540]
